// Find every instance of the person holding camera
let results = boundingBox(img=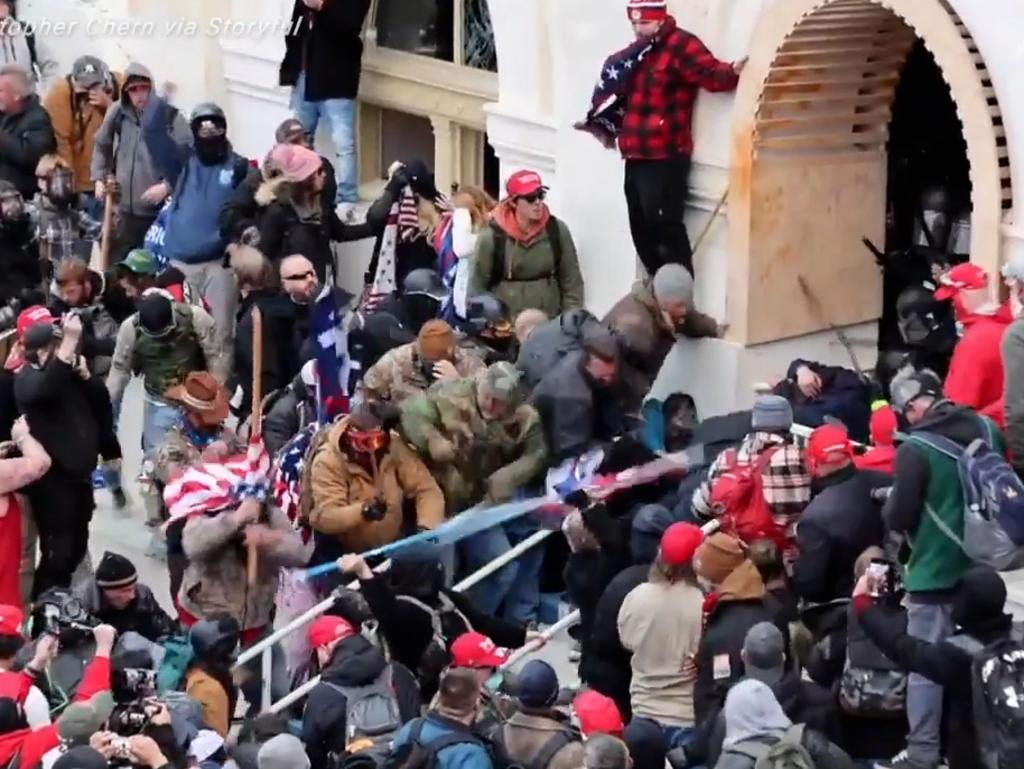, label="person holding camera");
[82,699,182,769]
[14,312,121,599]
[74,553,177,644]
[0,623,117,769]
